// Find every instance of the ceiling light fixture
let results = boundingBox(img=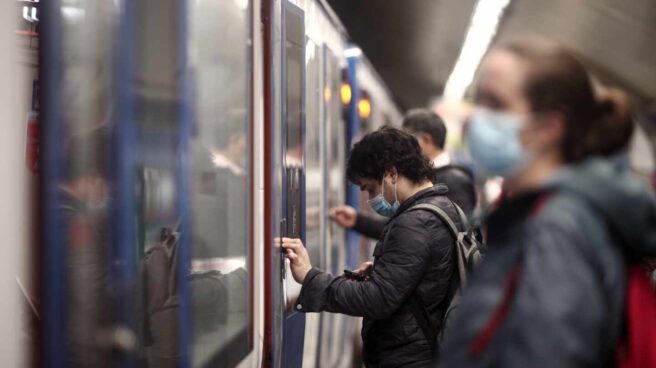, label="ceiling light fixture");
[344,47,362,58]
[443,0,511,102]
